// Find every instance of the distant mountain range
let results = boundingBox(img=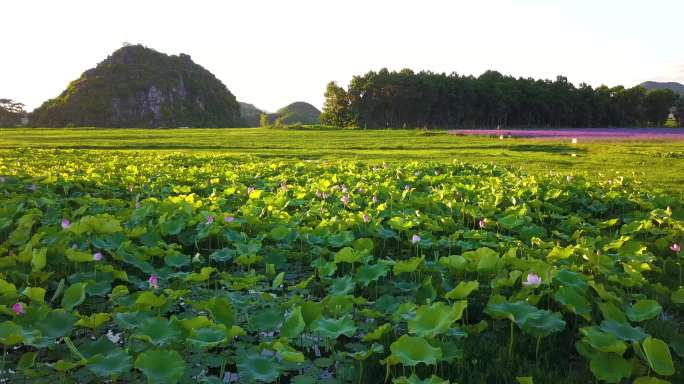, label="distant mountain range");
[28,44,320,128]
[640,81,684,95]
[238,101,321,127]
